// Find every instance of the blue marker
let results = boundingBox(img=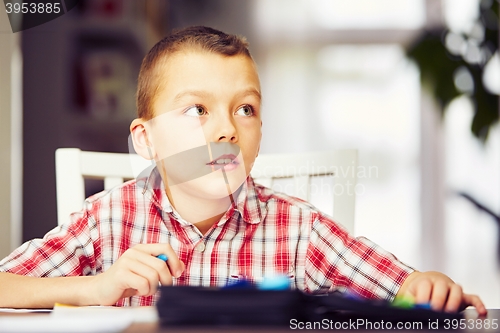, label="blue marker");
[156,254,168,262]
[414,303,432,310]
[258,275,290,291]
